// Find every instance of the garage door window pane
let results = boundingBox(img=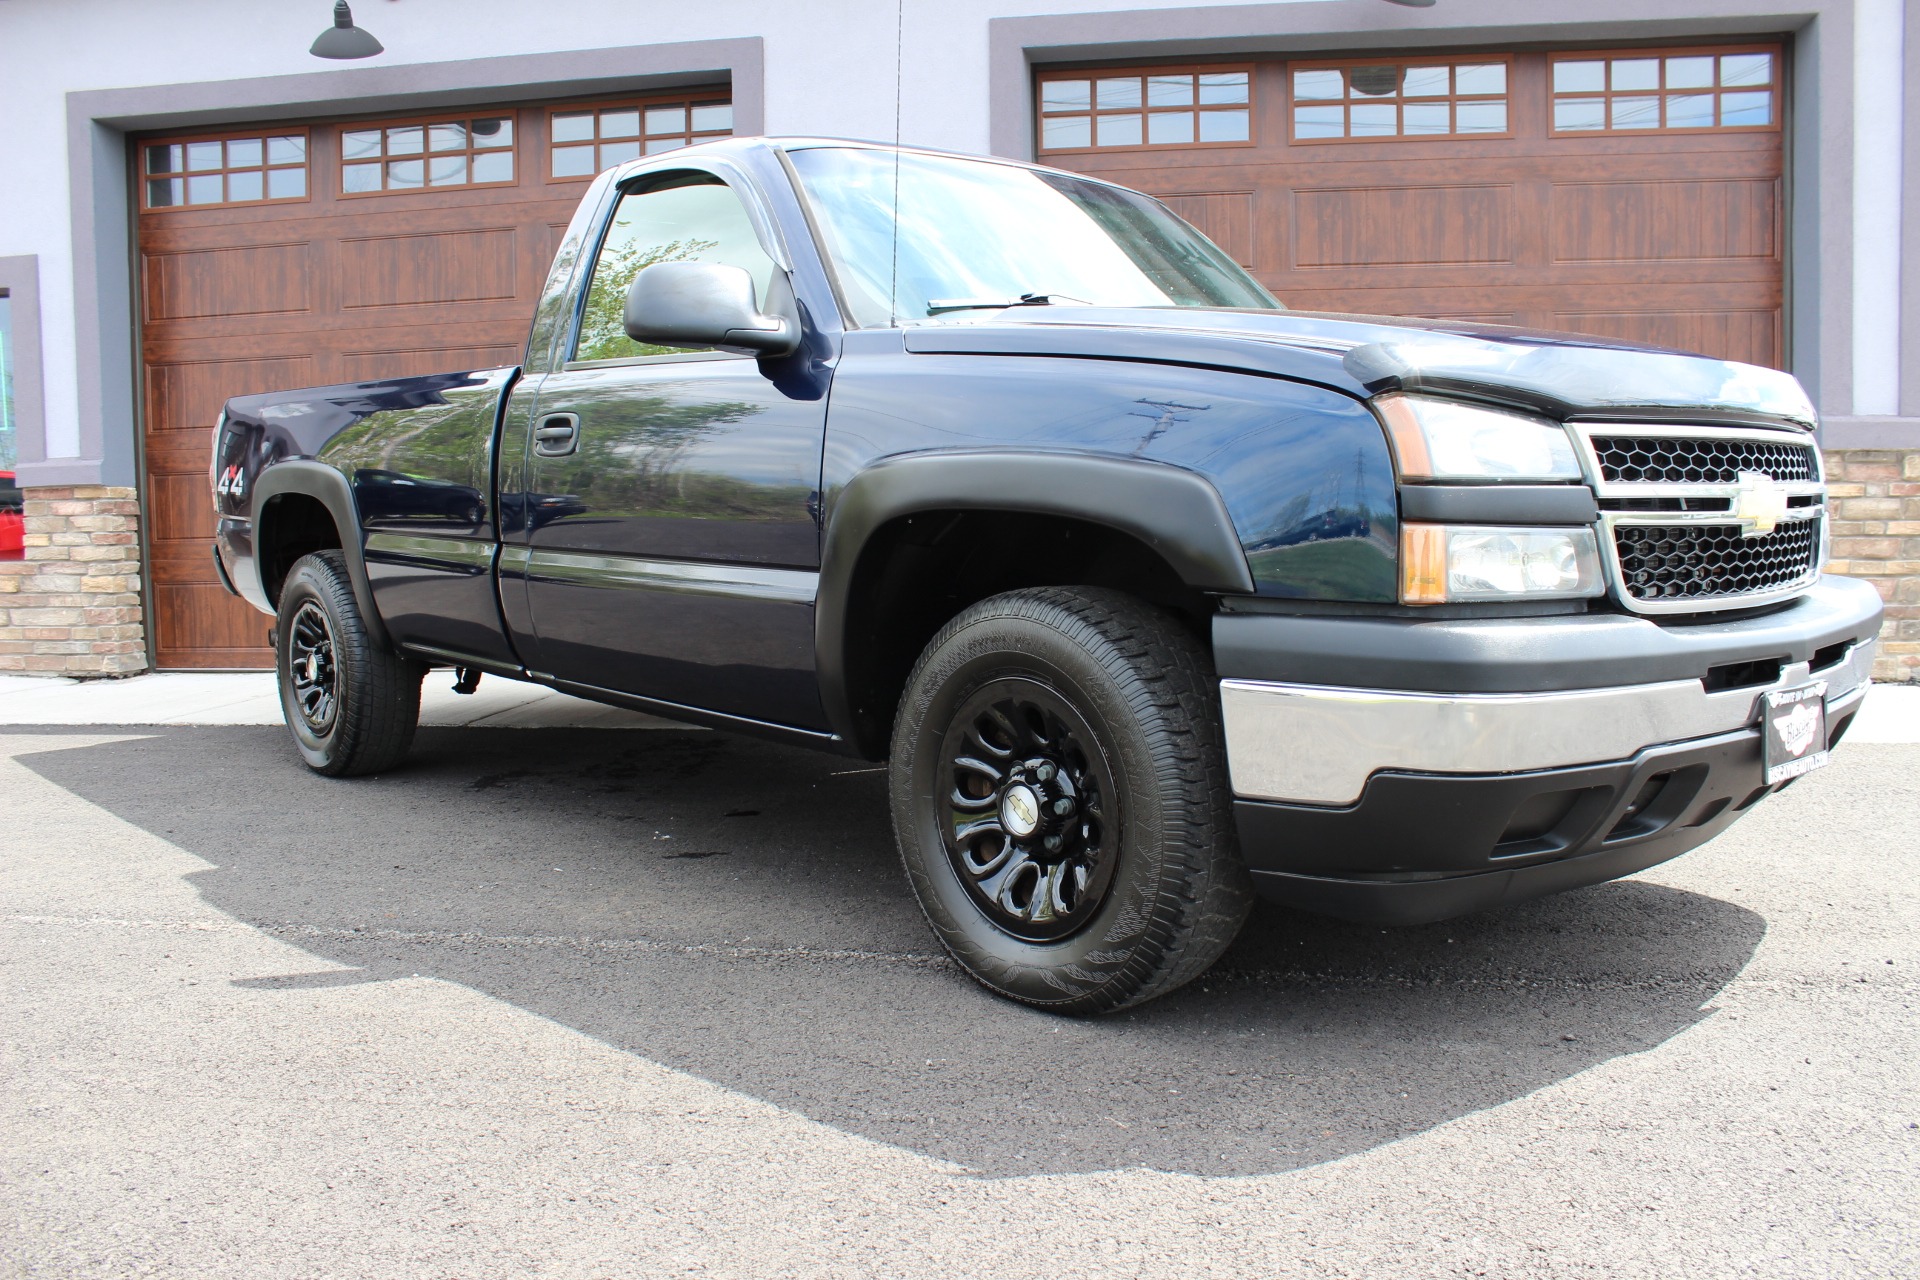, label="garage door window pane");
[1552,47,1778,135]
[343,116,521,192]
[1293,105,1344,139]
[1720,91,1772,127]
[553,112,595,144]
[1041,115,1092,149]
[1611,60,1660,92]
[1197,73,1248,104]
[1403,102,1450,135]
[342,130,382,160]
[1293,69,1344,100]
[1721,53,1772,87]
[1667,56,1715,89]
[1555,61,1605,93]
[1612,96,1659,130]
[1148,111,1195,144]
[548,97,735,177]
[1555,97,1606,131]
[1350,103,1396,136]
[1666,93,1716,128]
[1454,64,1505,96]
[1288,57,1511,141]
[1097,113,1143,146]
[141,129,312,210]
[1455,100,1507,133]
[471,150,513,184]
[552,143,596,177]
[1042,80,1090,112]
[1040,67,1251,152]
[1198,109,1250,142]
[1148,75,1194,108]
[226,170,263,202]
